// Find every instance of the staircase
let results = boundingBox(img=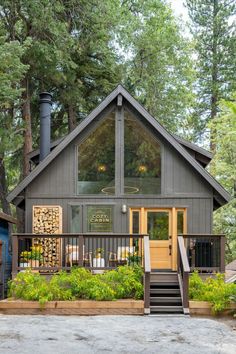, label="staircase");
[149,272,183,314]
